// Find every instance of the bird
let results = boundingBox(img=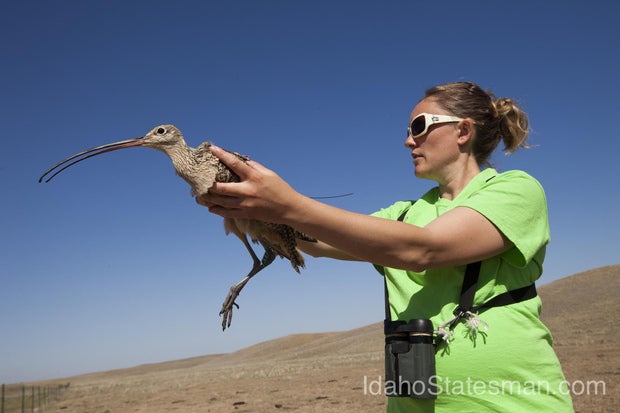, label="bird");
[39,124,316,330]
